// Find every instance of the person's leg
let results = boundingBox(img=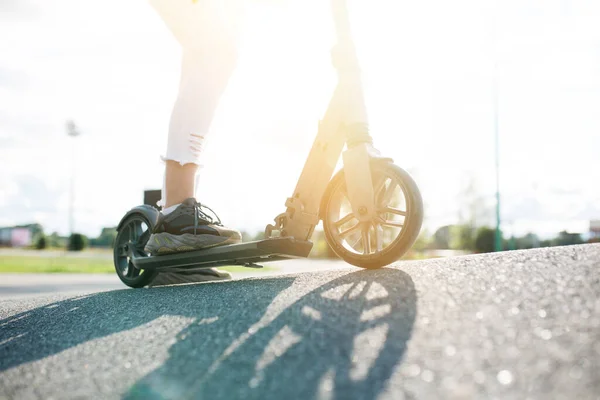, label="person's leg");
[156,0,243,207]
[144,0,244,267]
[164,161,197,208]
